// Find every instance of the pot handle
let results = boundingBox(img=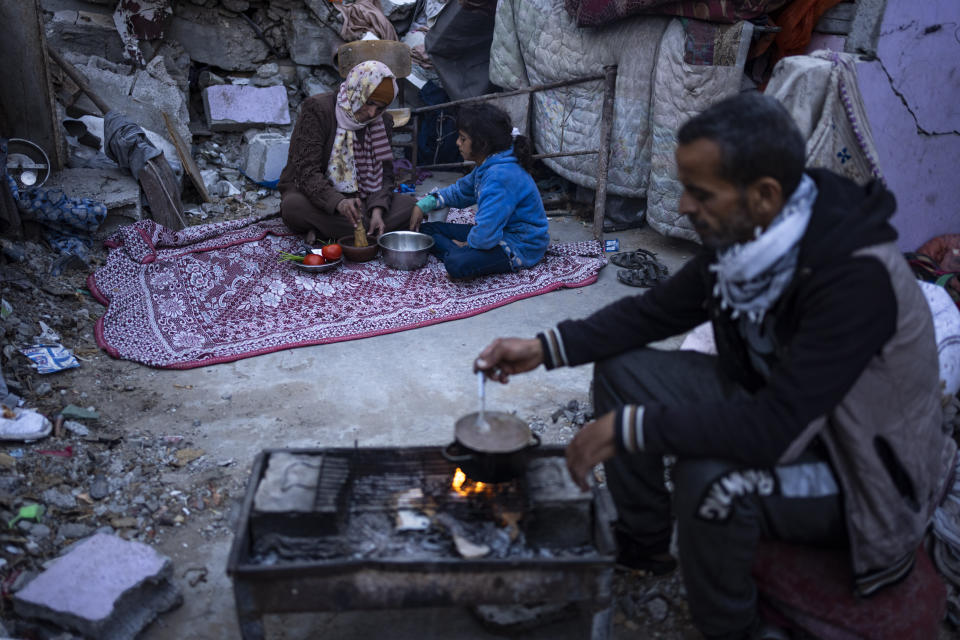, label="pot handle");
[442,442,474,463]
[527,432,541,449]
